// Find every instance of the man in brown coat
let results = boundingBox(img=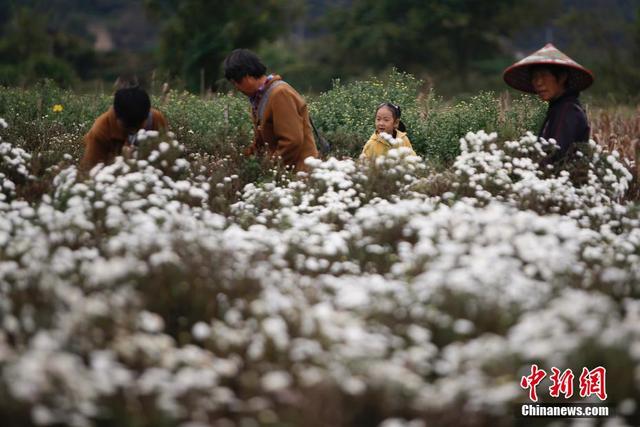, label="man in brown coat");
[223,49,319,171]
[80,85,168,171]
